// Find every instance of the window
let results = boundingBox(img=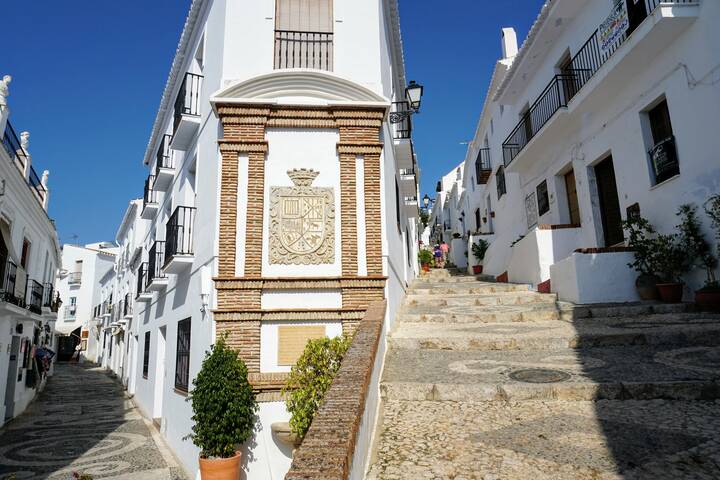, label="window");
[275,0,334,70]
[395,179,401,229]
[143,331,151,378]
[175,318,191,392]
[21,238,31,269]
[647,99,678,184]
[496,166,507,199]
[475,209,481,231]
[536,180,550,217]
